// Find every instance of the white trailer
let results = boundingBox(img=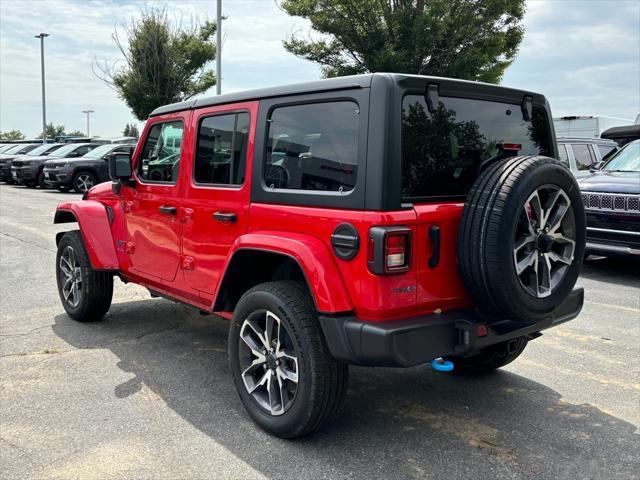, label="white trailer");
[554,115,632,138]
